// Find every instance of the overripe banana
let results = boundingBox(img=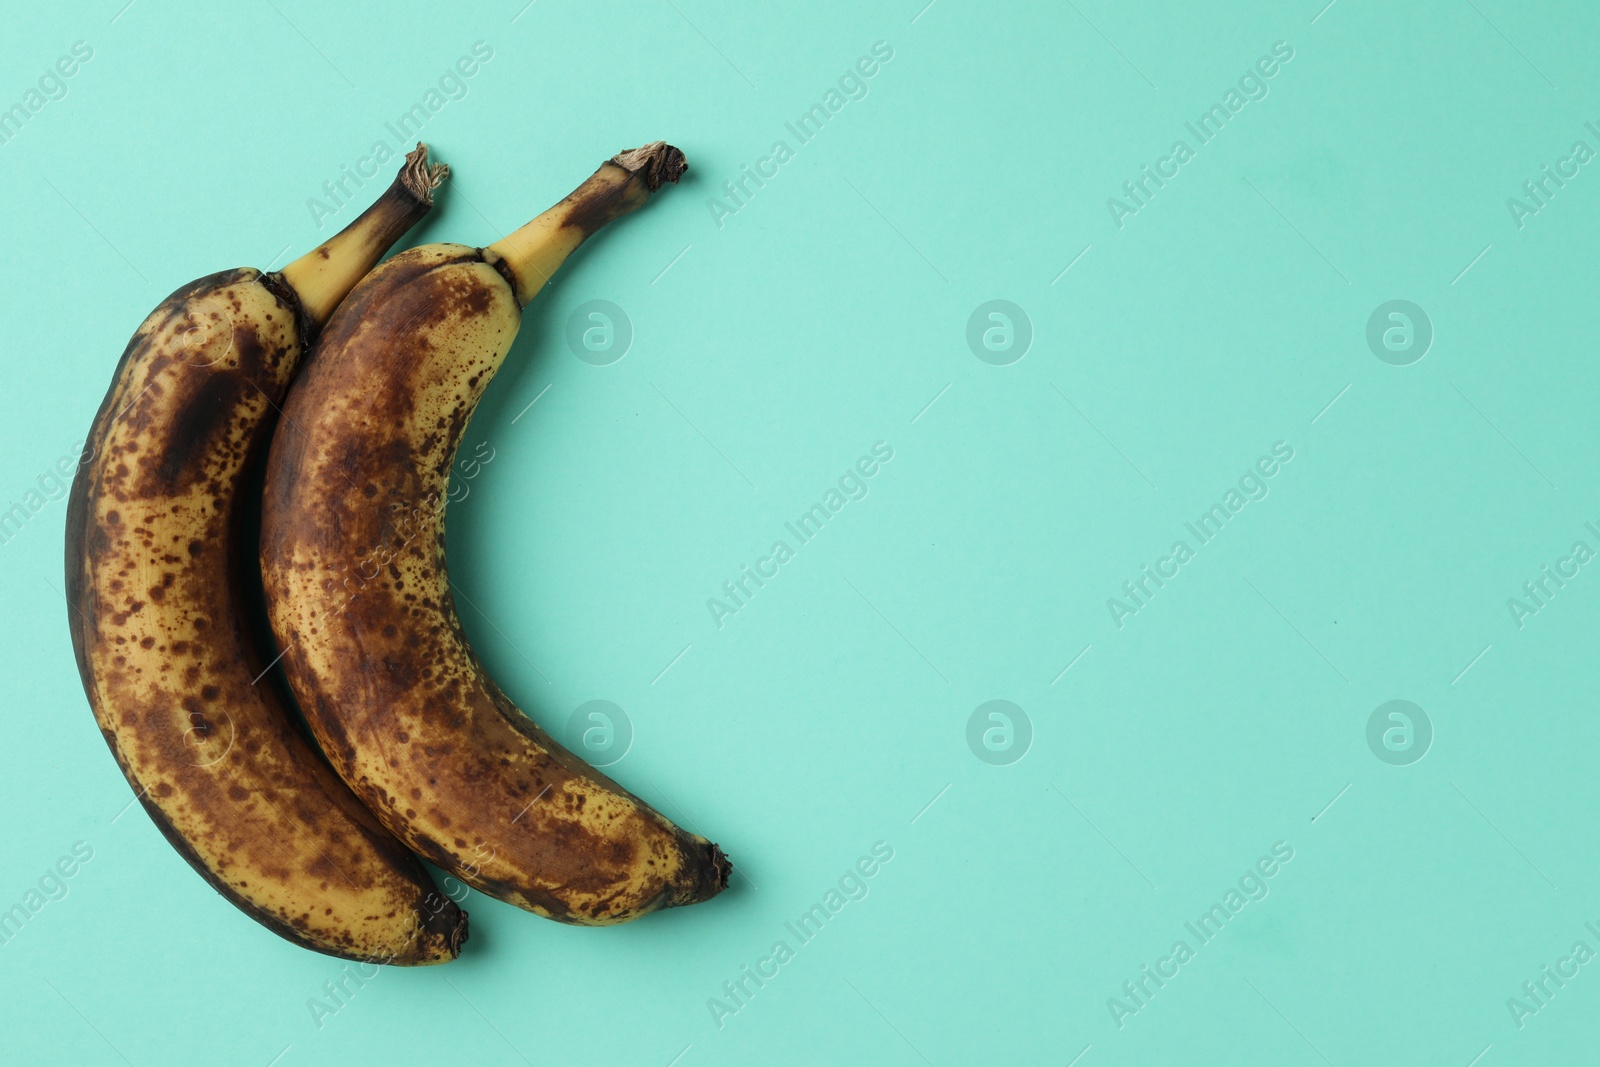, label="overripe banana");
[66,145,469,963]
[260,142,730,925]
